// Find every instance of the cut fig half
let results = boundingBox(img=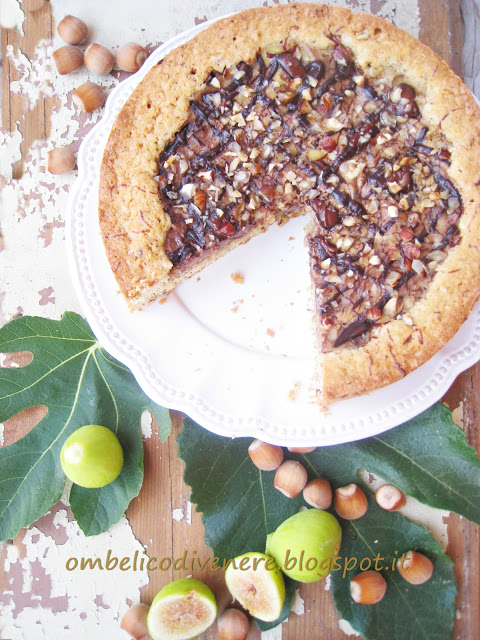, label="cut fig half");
[147,578,217,640]
[224,552,285,622]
